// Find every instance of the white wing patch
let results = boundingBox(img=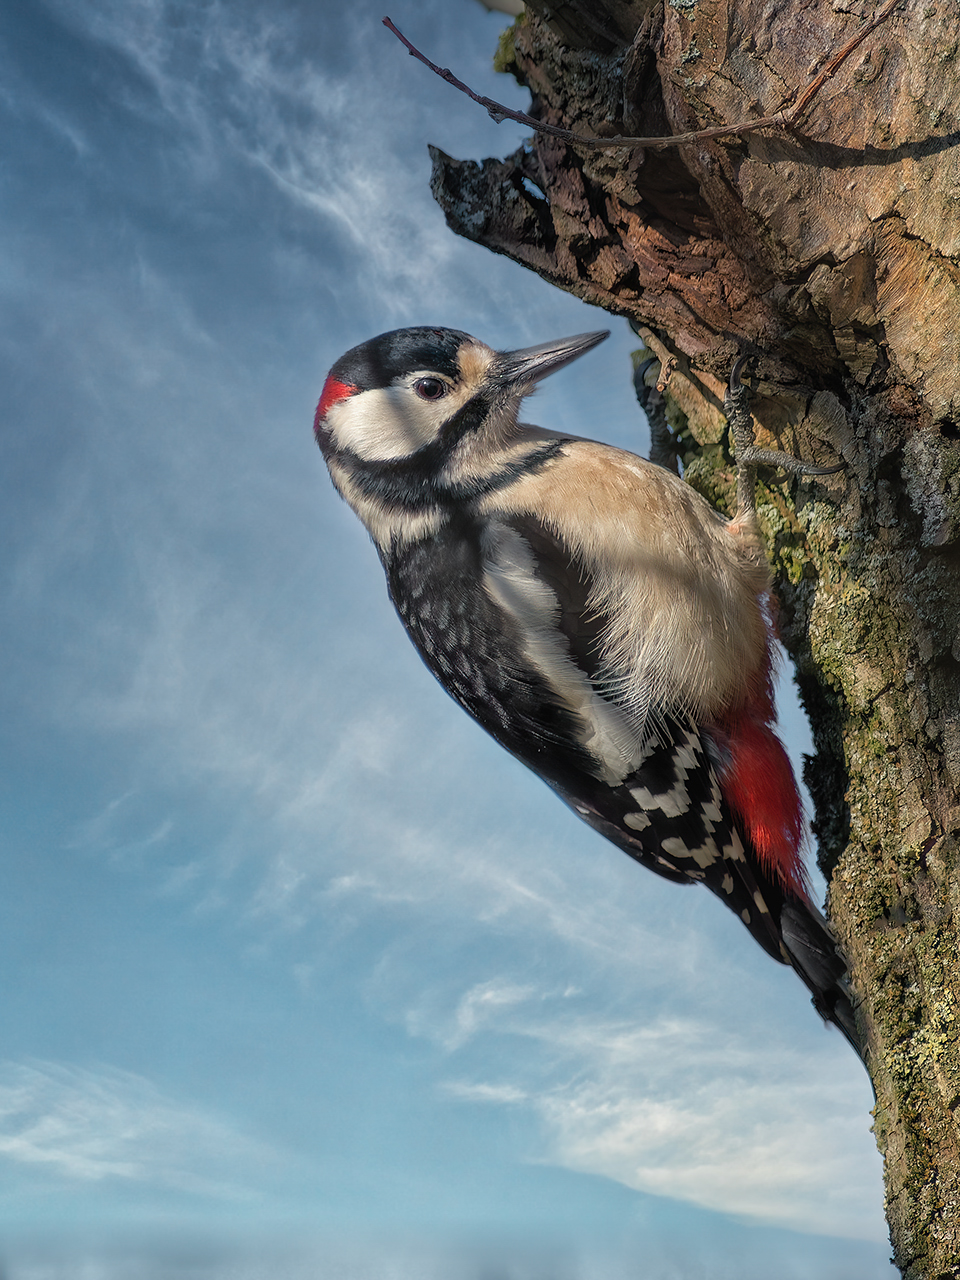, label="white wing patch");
[480,524,643,785]
[624,811,652,831]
